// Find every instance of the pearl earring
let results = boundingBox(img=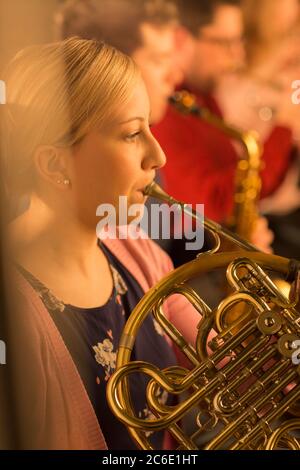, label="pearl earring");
[56,178,70,185]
